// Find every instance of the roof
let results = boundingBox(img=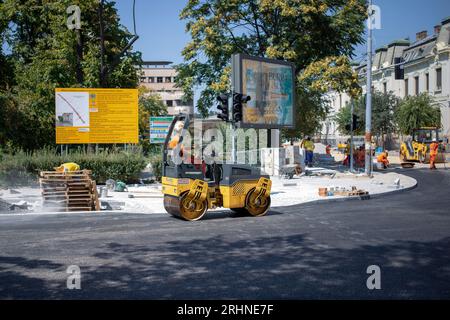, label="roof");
[353,17,450,74]
[141,61,173,66]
